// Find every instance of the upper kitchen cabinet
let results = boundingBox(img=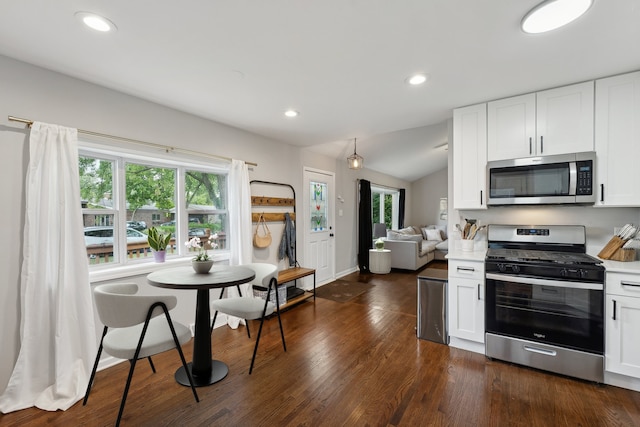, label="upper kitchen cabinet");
[487,93,535,161]
[595,71,640,207]
[487,81,594,161]
[453,103,487,210]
